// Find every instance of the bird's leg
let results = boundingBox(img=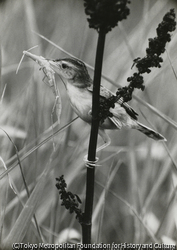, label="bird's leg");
[97,128,111,152]
[84,128,111,165]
